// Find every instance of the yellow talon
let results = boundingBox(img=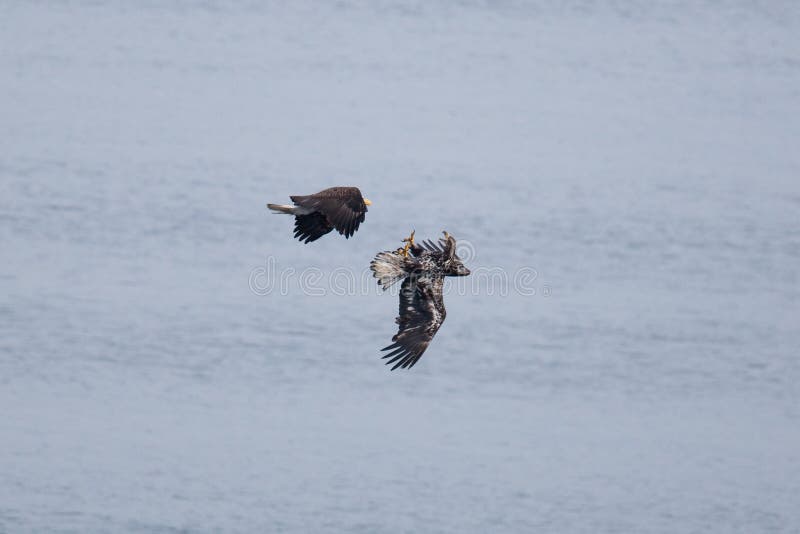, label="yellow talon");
[401,230,415,258]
